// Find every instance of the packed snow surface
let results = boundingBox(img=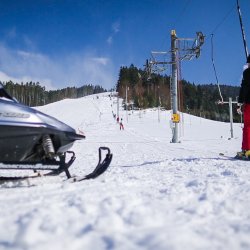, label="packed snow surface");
[0,93,250,250]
